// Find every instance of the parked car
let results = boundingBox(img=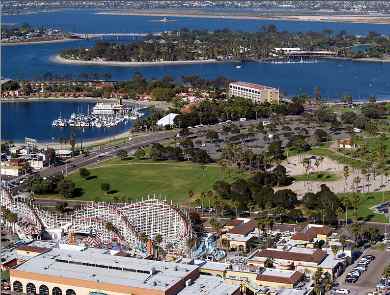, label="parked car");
[345,276,358,283]
[333,288,350,294]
